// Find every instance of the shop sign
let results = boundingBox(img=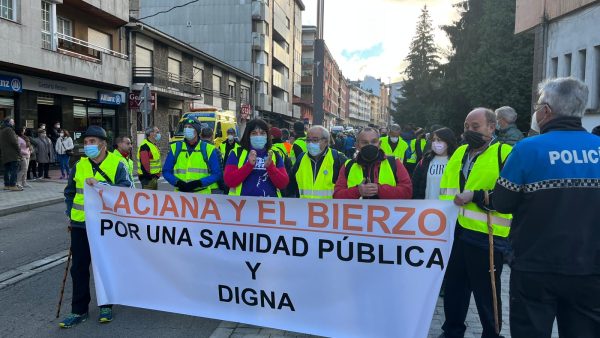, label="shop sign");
[241,103,251,120]
[0,75,22,93]
[98,91,125,105]
[128,91,156,110]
